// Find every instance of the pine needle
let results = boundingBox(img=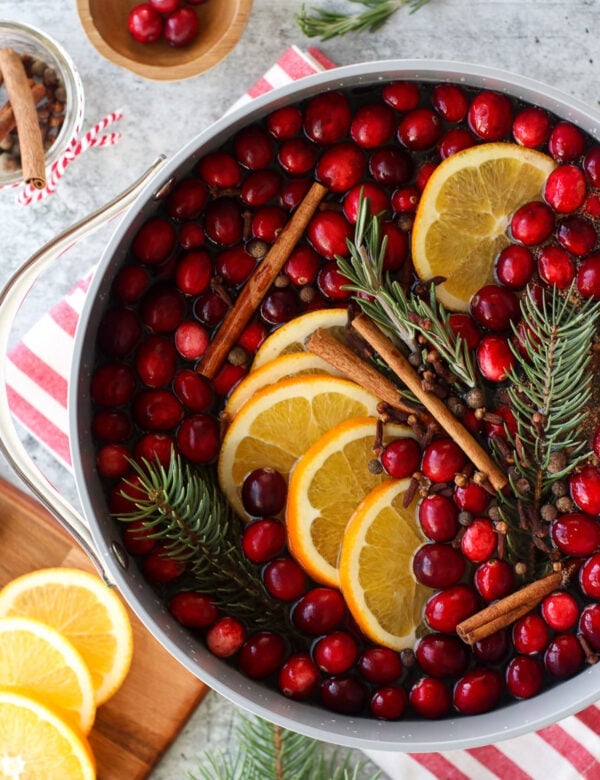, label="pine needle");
[296,0,430,40]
